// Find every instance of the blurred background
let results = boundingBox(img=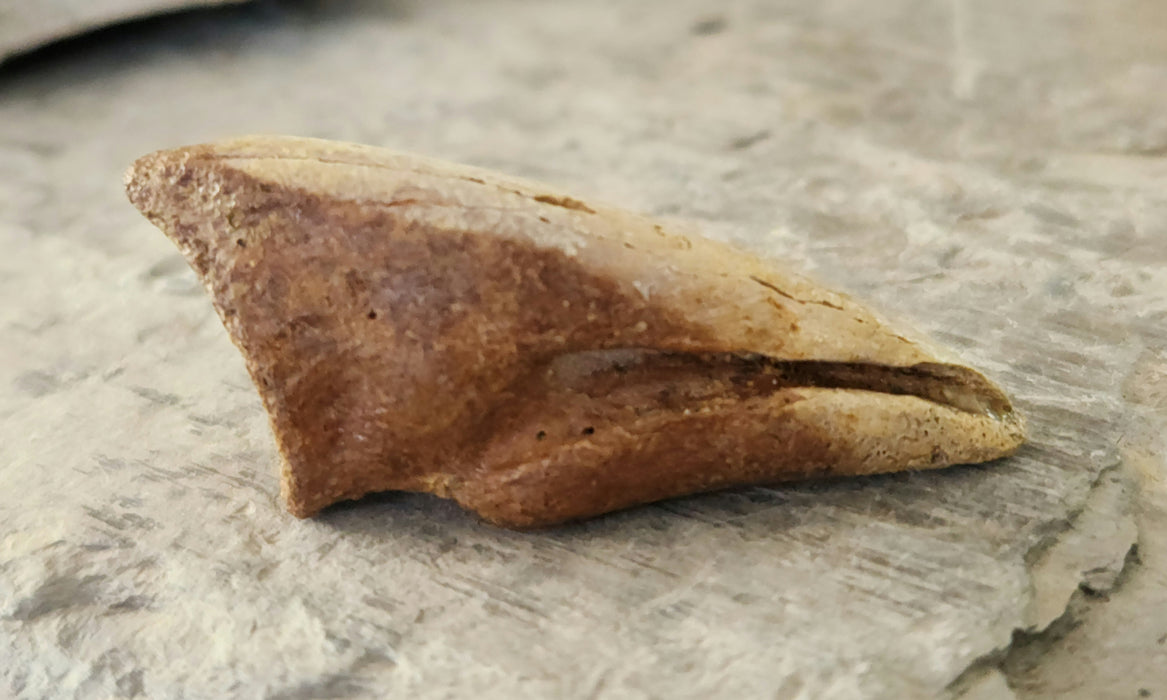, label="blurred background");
[1,1,1165,698]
